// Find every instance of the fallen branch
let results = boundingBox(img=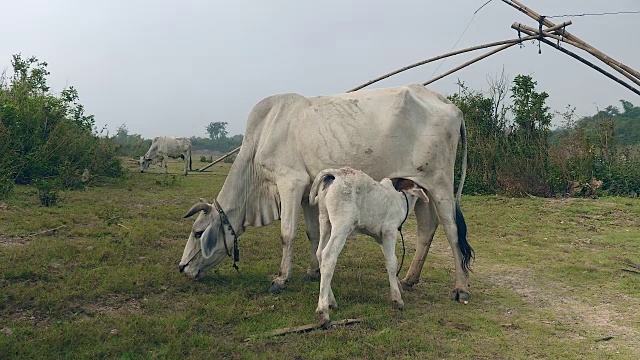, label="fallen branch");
[246,318,364,341]
[117,223,132,235]
[25,225,67,238]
